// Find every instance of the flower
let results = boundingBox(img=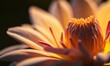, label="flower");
[0,0,110,66]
